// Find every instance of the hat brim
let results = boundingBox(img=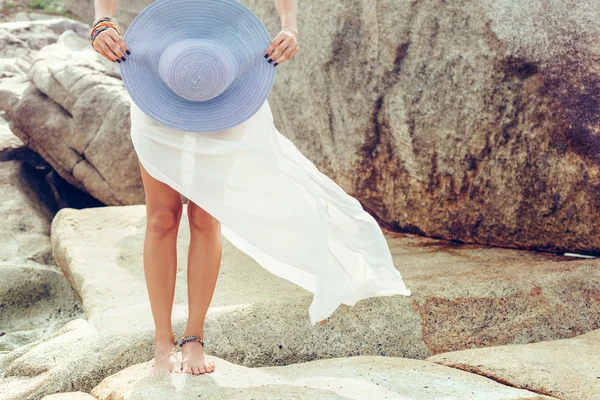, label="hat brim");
[119,0,276,133]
